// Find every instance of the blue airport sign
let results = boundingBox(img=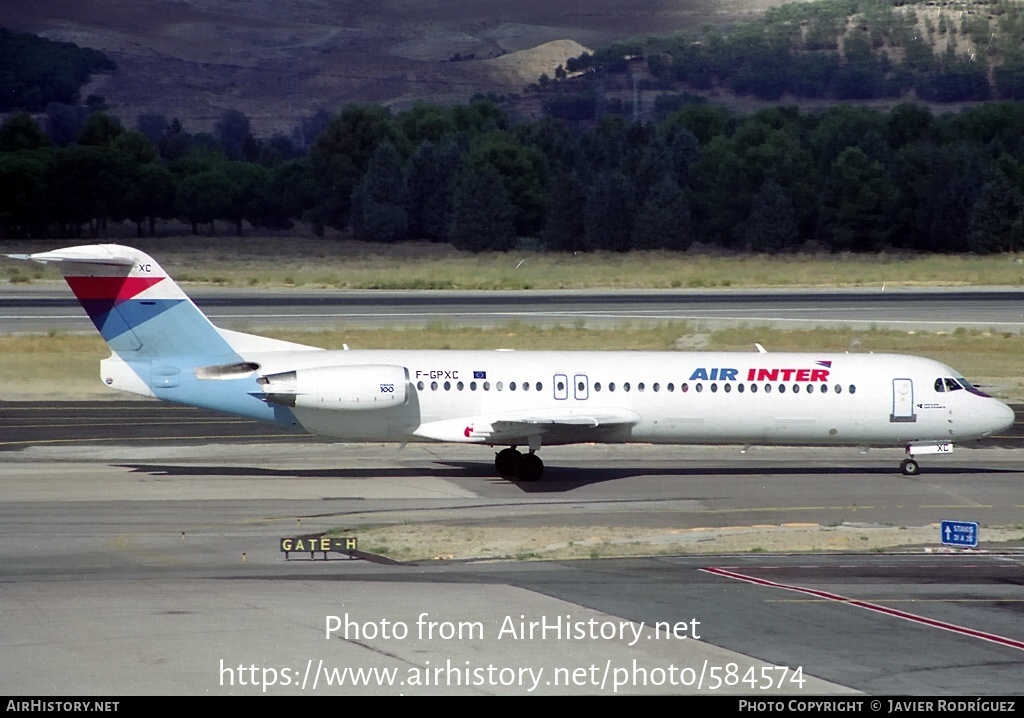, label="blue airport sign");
[940,520,979,548]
